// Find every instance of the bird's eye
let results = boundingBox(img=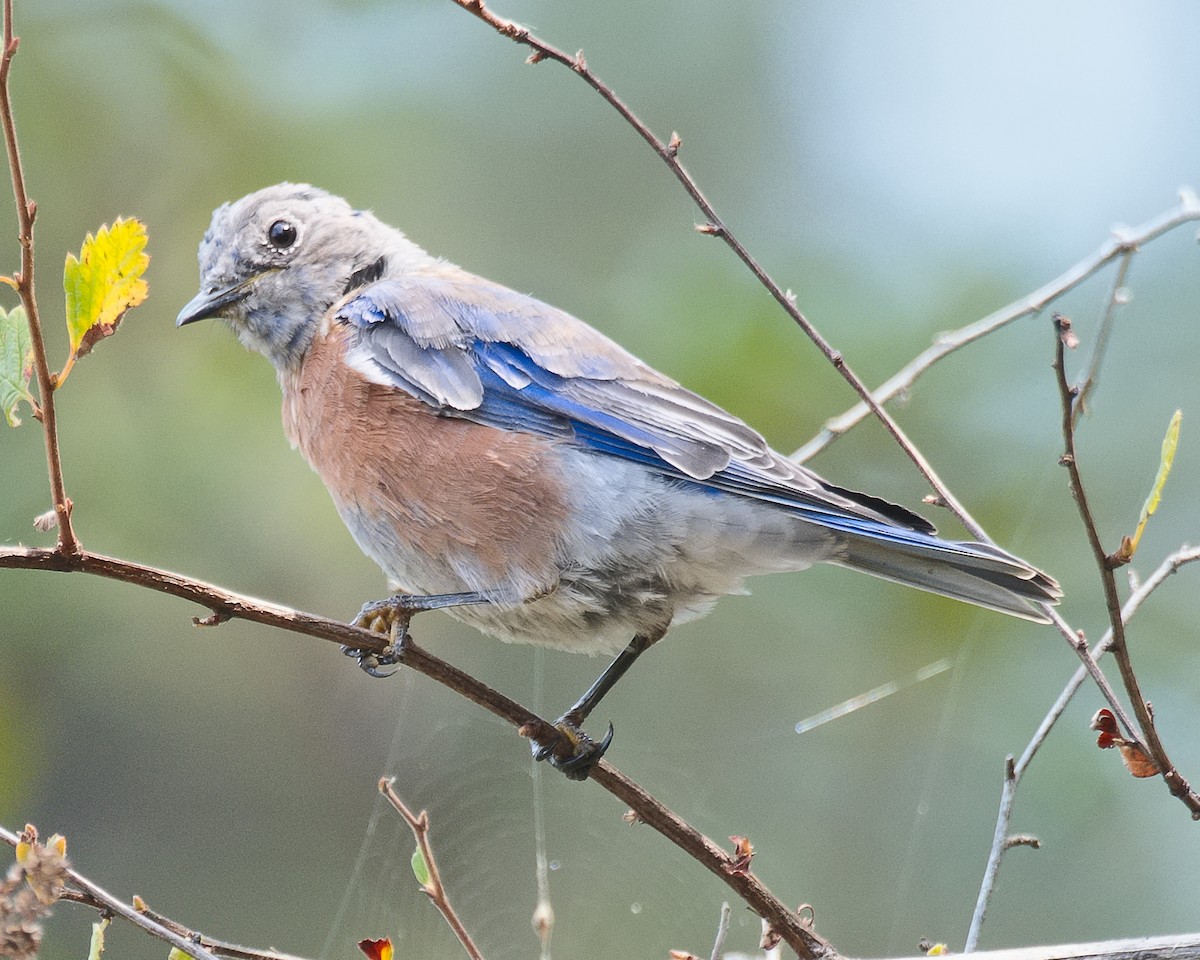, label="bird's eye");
[267,219,298,250]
